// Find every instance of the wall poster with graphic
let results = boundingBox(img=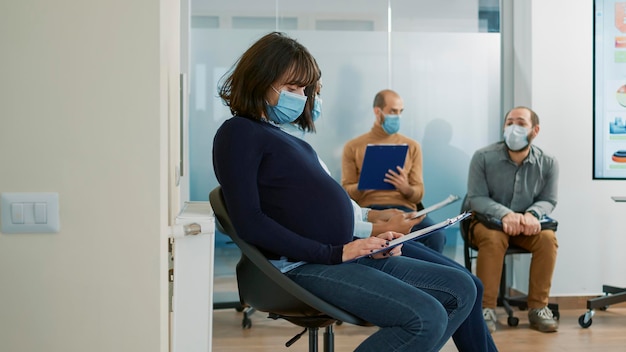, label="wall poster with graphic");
[594,0,626,179]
